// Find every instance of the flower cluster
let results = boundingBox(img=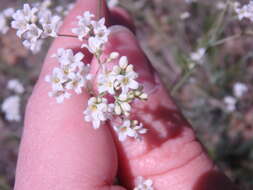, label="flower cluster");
[224,82,248,112]
[180,12,191,20]
[72,11,110,56]
[1,79,24,122]
[0,8,14,34]
[84,54,148,141]
[10,2,62,53]
[190,48,206,64]
[1,95,21,122]
[134,176,154,190]
[7,79,25,94]
[234,1,253,21]
[8,2,149,141]
[45,48,91,104]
